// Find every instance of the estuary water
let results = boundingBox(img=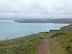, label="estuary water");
[0,20,69,40]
